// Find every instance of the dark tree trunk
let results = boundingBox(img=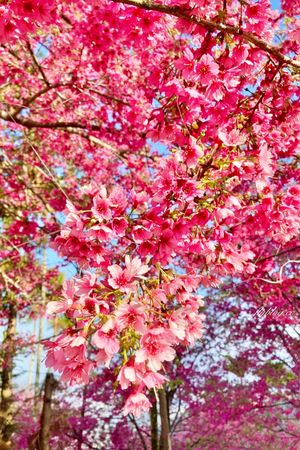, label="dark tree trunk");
[159,389,171,450]
[150,399,158,450]
[37,373,56,450]
[0,303,17,447]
